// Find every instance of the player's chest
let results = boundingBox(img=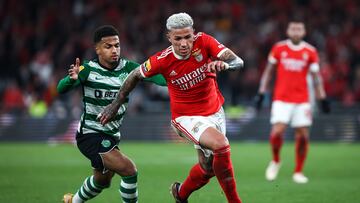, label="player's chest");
[278,50,310,72]
[165,49,210,79]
